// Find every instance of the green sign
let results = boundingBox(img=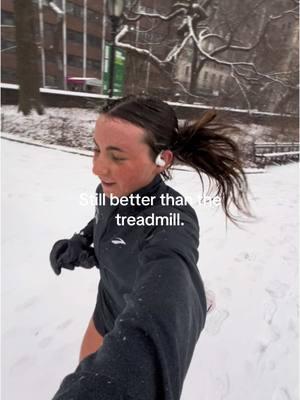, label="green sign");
[103,44,125,96]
